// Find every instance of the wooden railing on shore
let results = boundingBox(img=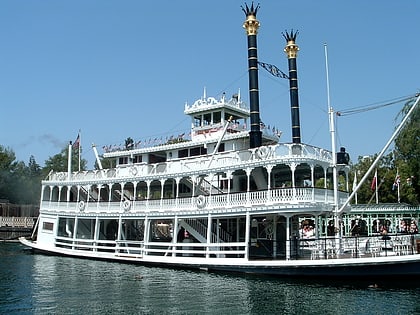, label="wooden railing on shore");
[0,217,36,228]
